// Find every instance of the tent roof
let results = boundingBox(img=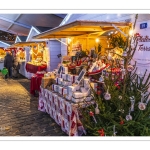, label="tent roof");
[10,41,46,48]
[33,20,131,39]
